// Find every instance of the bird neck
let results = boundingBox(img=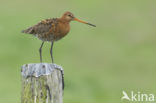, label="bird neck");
[59,17,71,24]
